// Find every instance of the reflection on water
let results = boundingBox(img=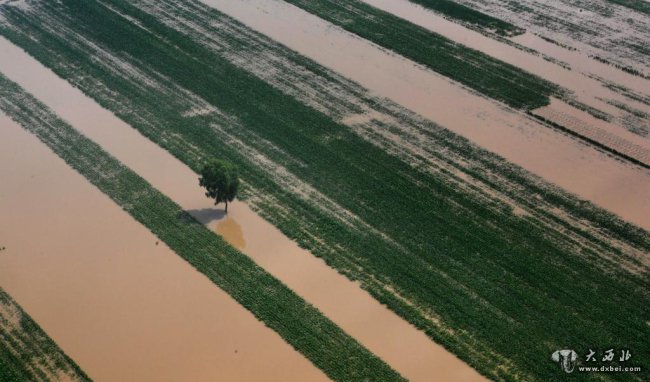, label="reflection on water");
[187,207,247,249]
[215,215,247,250]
